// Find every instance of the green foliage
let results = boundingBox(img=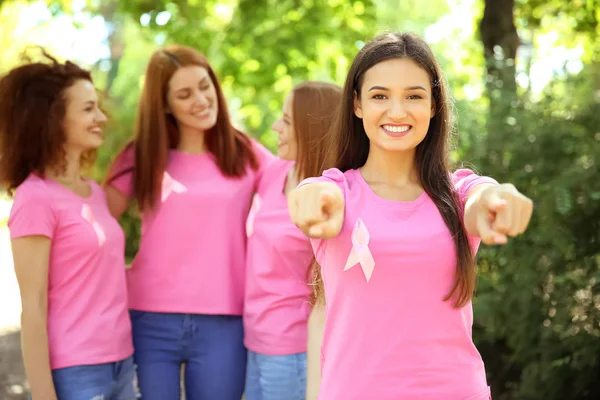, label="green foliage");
[515,0,600,63]
[469,71,600,400]
[375,0,449,34]
[113,0,377,148]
